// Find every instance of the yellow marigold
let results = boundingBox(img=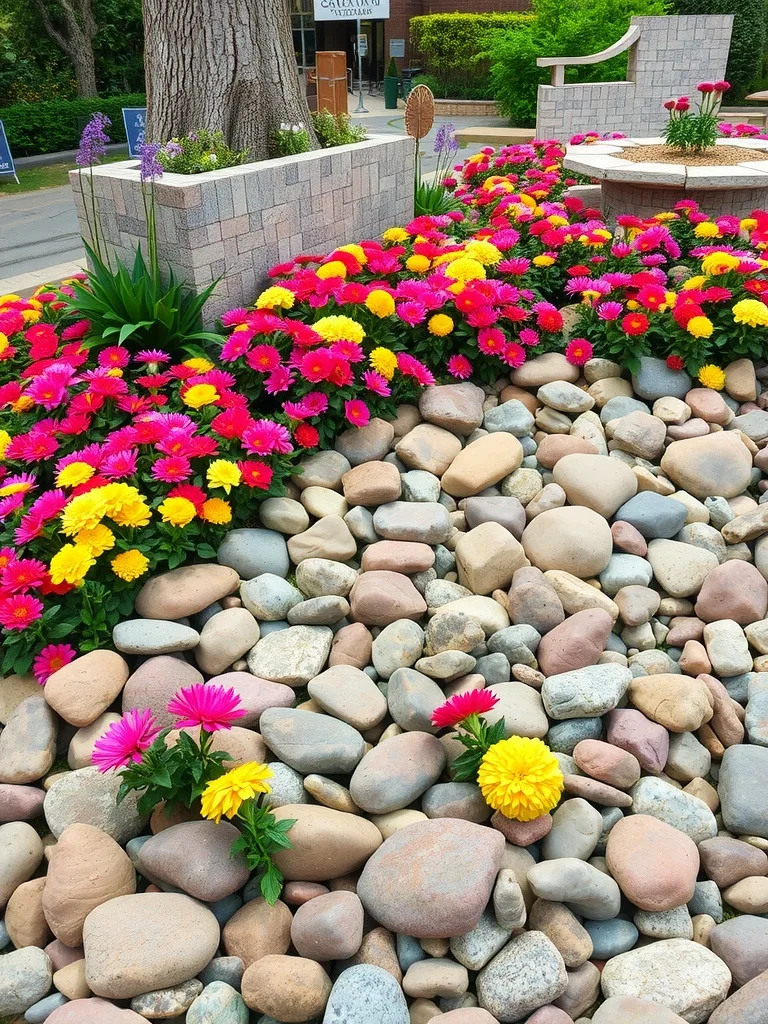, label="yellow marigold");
[49,543,96,585]
[464,240,503,266]
[444,257,486,283]
[626,299,640,311]
[11,396,33,413]
[694,221,721,239]
[0,430,10,459]
[701,251,741,276]
[27,298,42,310]
[111,549,150,582]
[112,501,152,529]
[75,523,115,557]
[733,298,768,328]
[338,243,368,265]
[21,309,41,324]
[201,497,232,524]
[697,364,726,390]
[207,459,241,494]
[477,736,564,822]
[447,281,464,295]
[682,275,707,291]
[60,491,109,536]
[313,315,365,345]
[183,357,214,373]
[316,260,348,280]
[432,251,462,266]
[159,496,197,527]
[532,255,556,268]
[665,291,677,308]
[518,193,537,210]
[183,383,219,409]
[687,315,714,339]
[365,289,395,318]
[654,211,678,222]
[0,293,21,305]
[382,227,409,242]
[428,314,454,337]
[0,334,8,354]
[201,761,273,824]
[255,286,295,310]
[741,218,758,232]
[369,347,398,380]
[547,214,569,227]
[55,461,96,488]
[406,254,431,273]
